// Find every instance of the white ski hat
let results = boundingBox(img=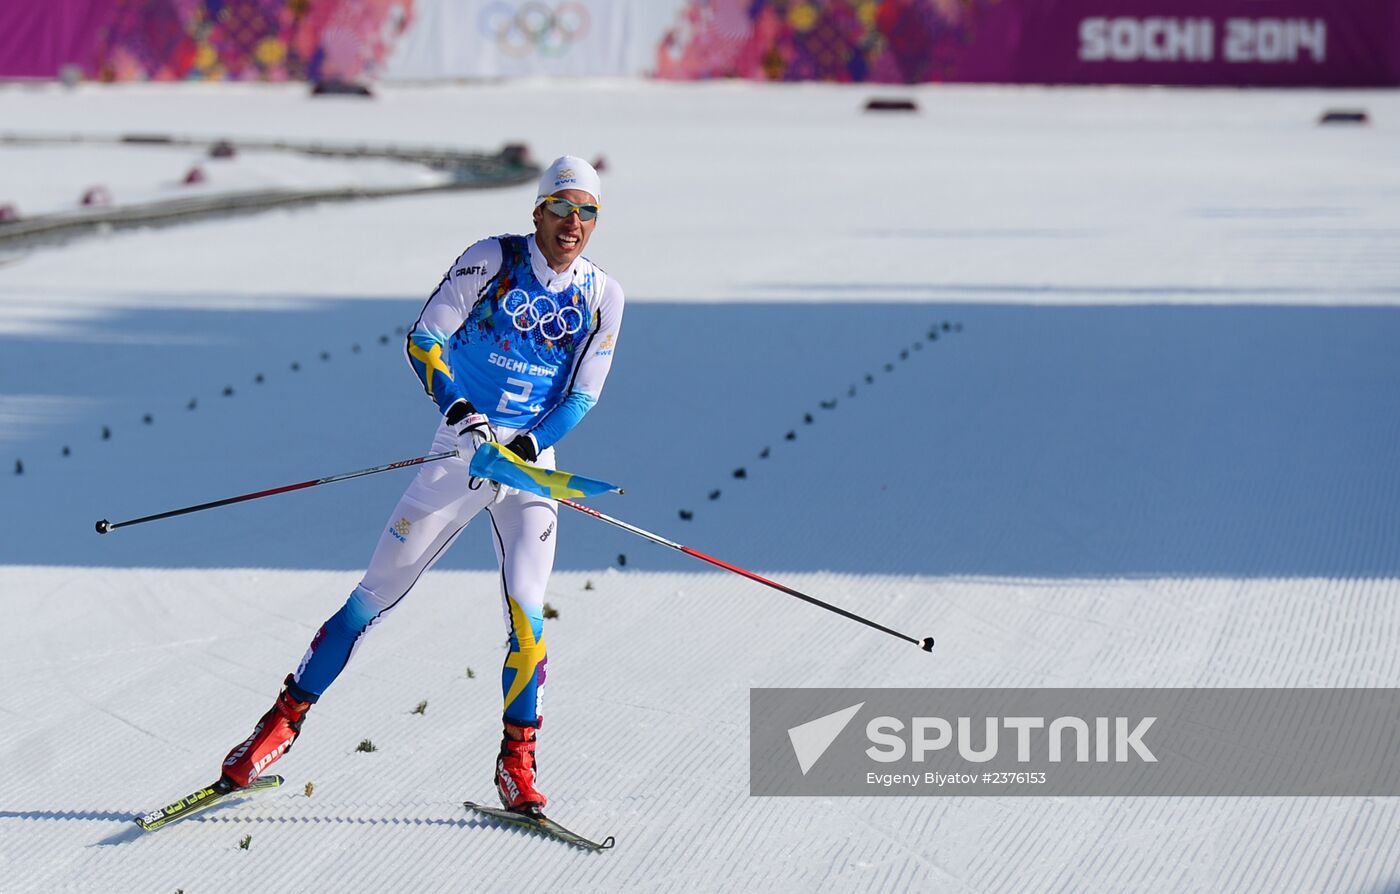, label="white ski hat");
[535,155,601,204]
